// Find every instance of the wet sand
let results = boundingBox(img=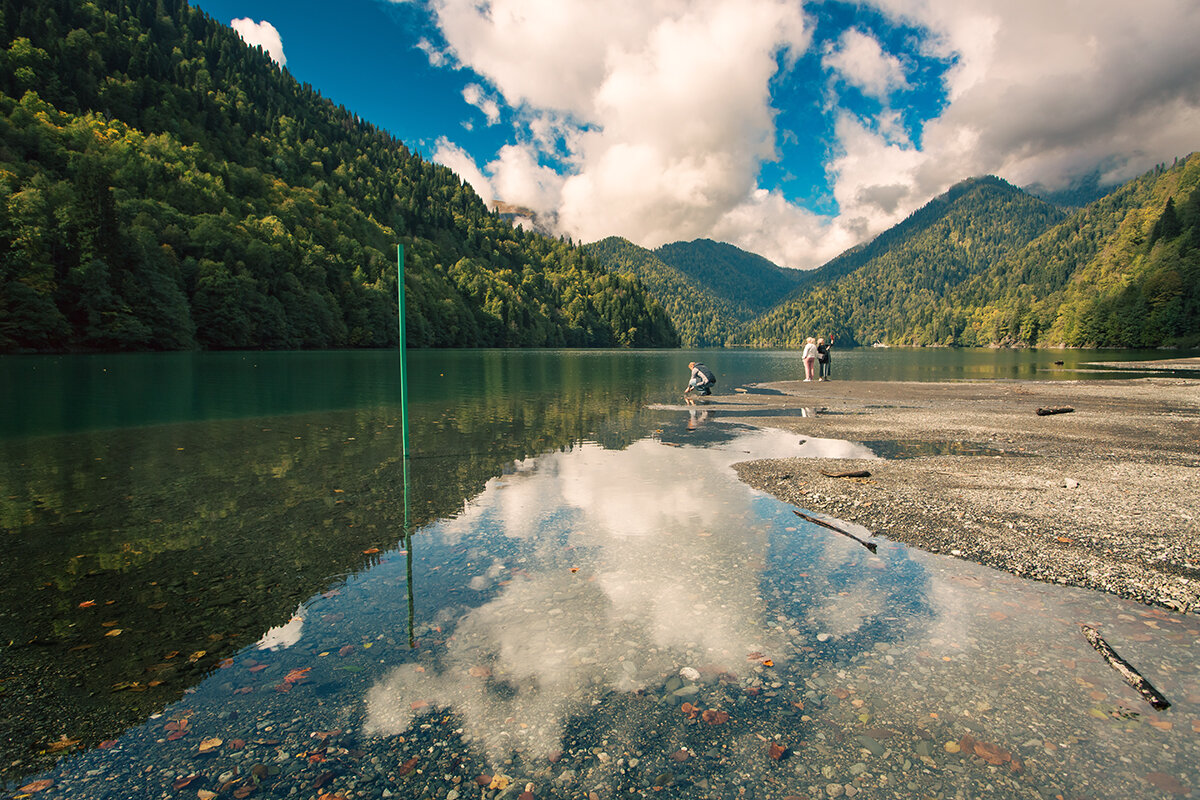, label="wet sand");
[711,374,1200,614]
